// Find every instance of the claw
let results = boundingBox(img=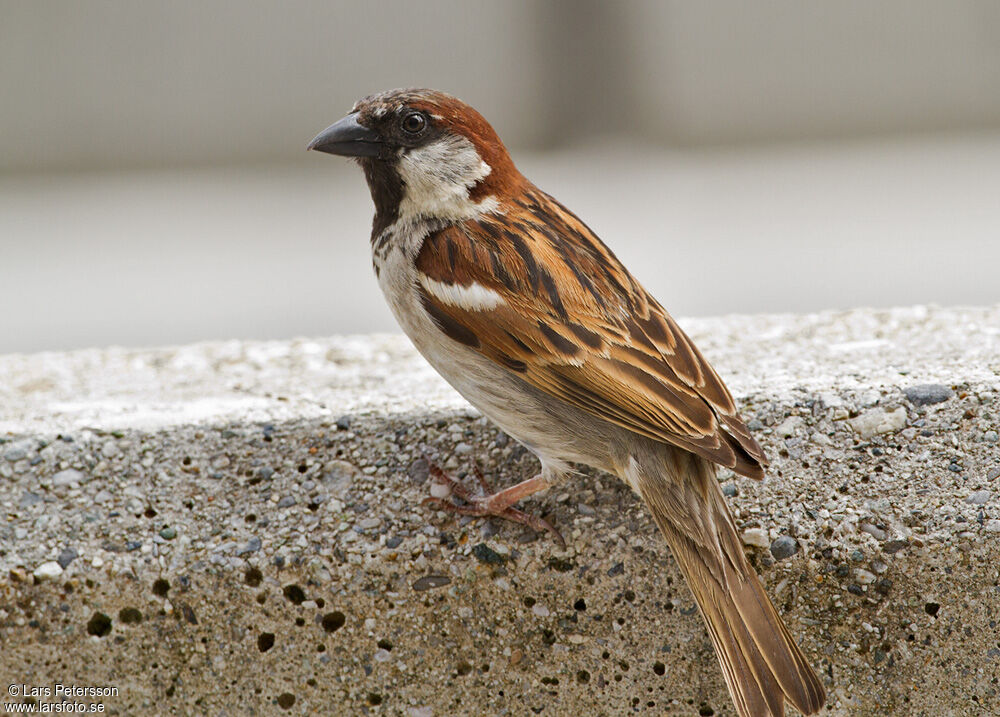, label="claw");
[421,458,564,547]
